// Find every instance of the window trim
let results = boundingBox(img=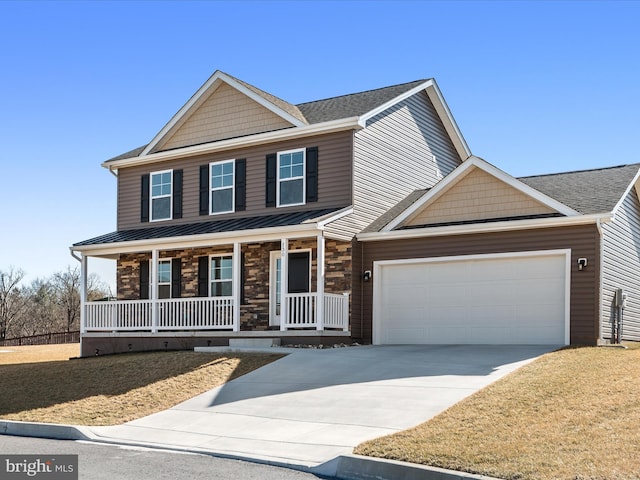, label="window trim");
[209,160,235,215]
[209,254,234,297]
[276,148,306,208]
[157,259,172,299]
[150,169,173,222]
